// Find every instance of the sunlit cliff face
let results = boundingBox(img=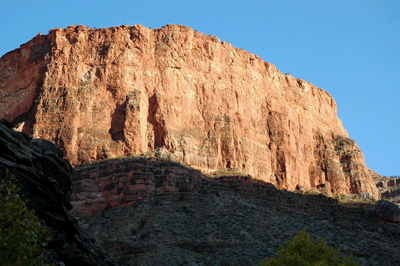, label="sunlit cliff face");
[0,24,378,199]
